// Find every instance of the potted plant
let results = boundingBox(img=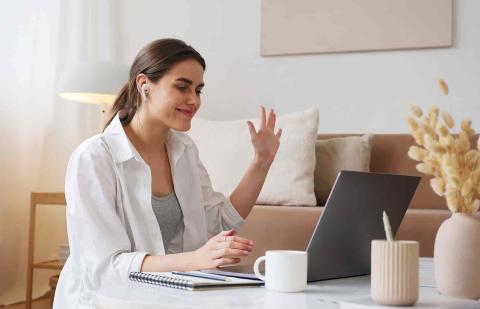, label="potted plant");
[406,80,480,299]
